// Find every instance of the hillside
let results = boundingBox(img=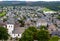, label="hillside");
[0,1,60,11]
